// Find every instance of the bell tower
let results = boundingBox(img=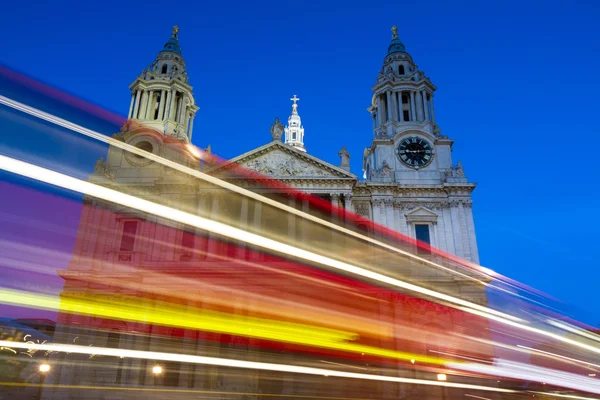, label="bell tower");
[284,94,306,152]
[127,26,199,142]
